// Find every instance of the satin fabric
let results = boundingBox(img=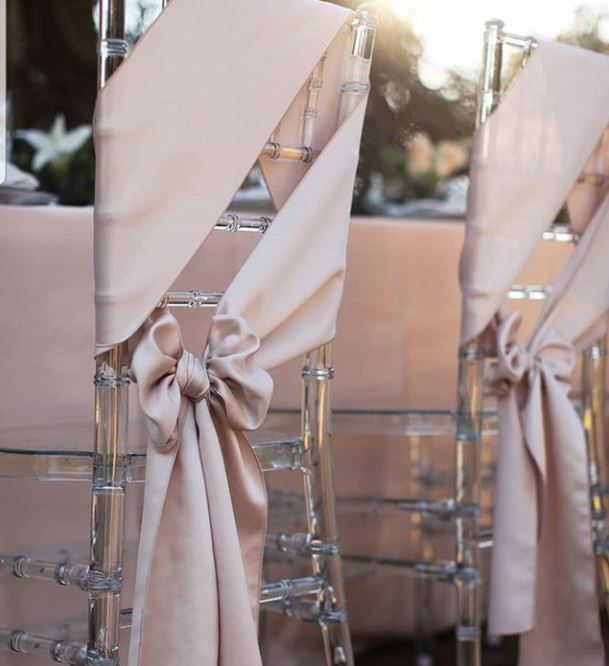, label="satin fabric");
[93,0,369,664]
[94,0,351,350]
[461,39,609,344]
[462,39,609,665]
